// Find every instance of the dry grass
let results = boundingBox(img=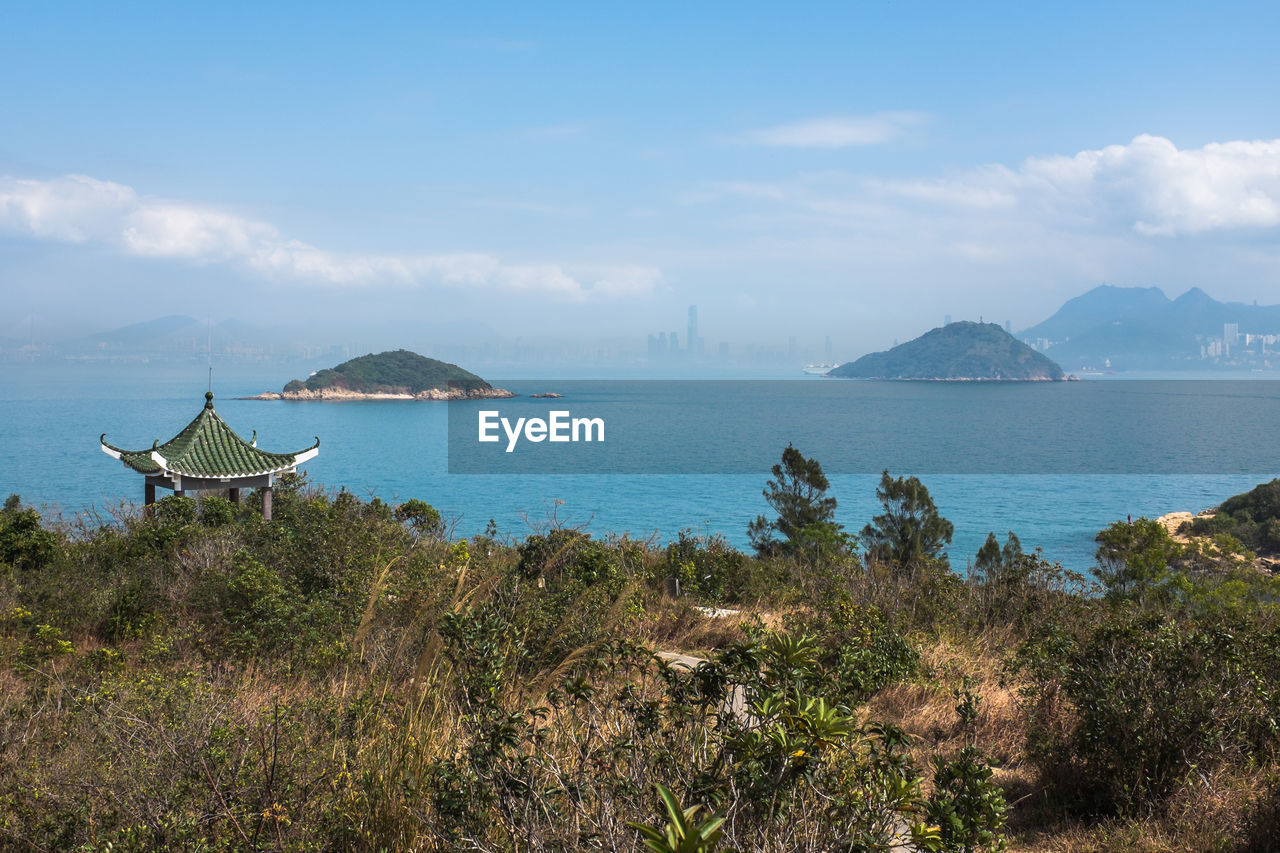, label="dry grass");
[864,633,1278,853]
[869,633,1027,767]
